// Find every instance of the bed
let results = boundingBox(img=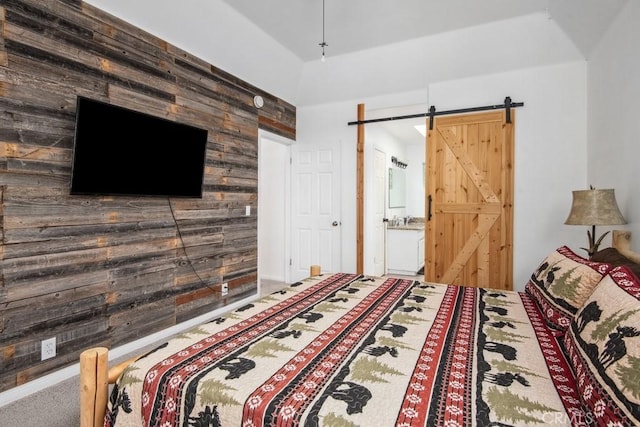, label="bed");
[80,231,640,426]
